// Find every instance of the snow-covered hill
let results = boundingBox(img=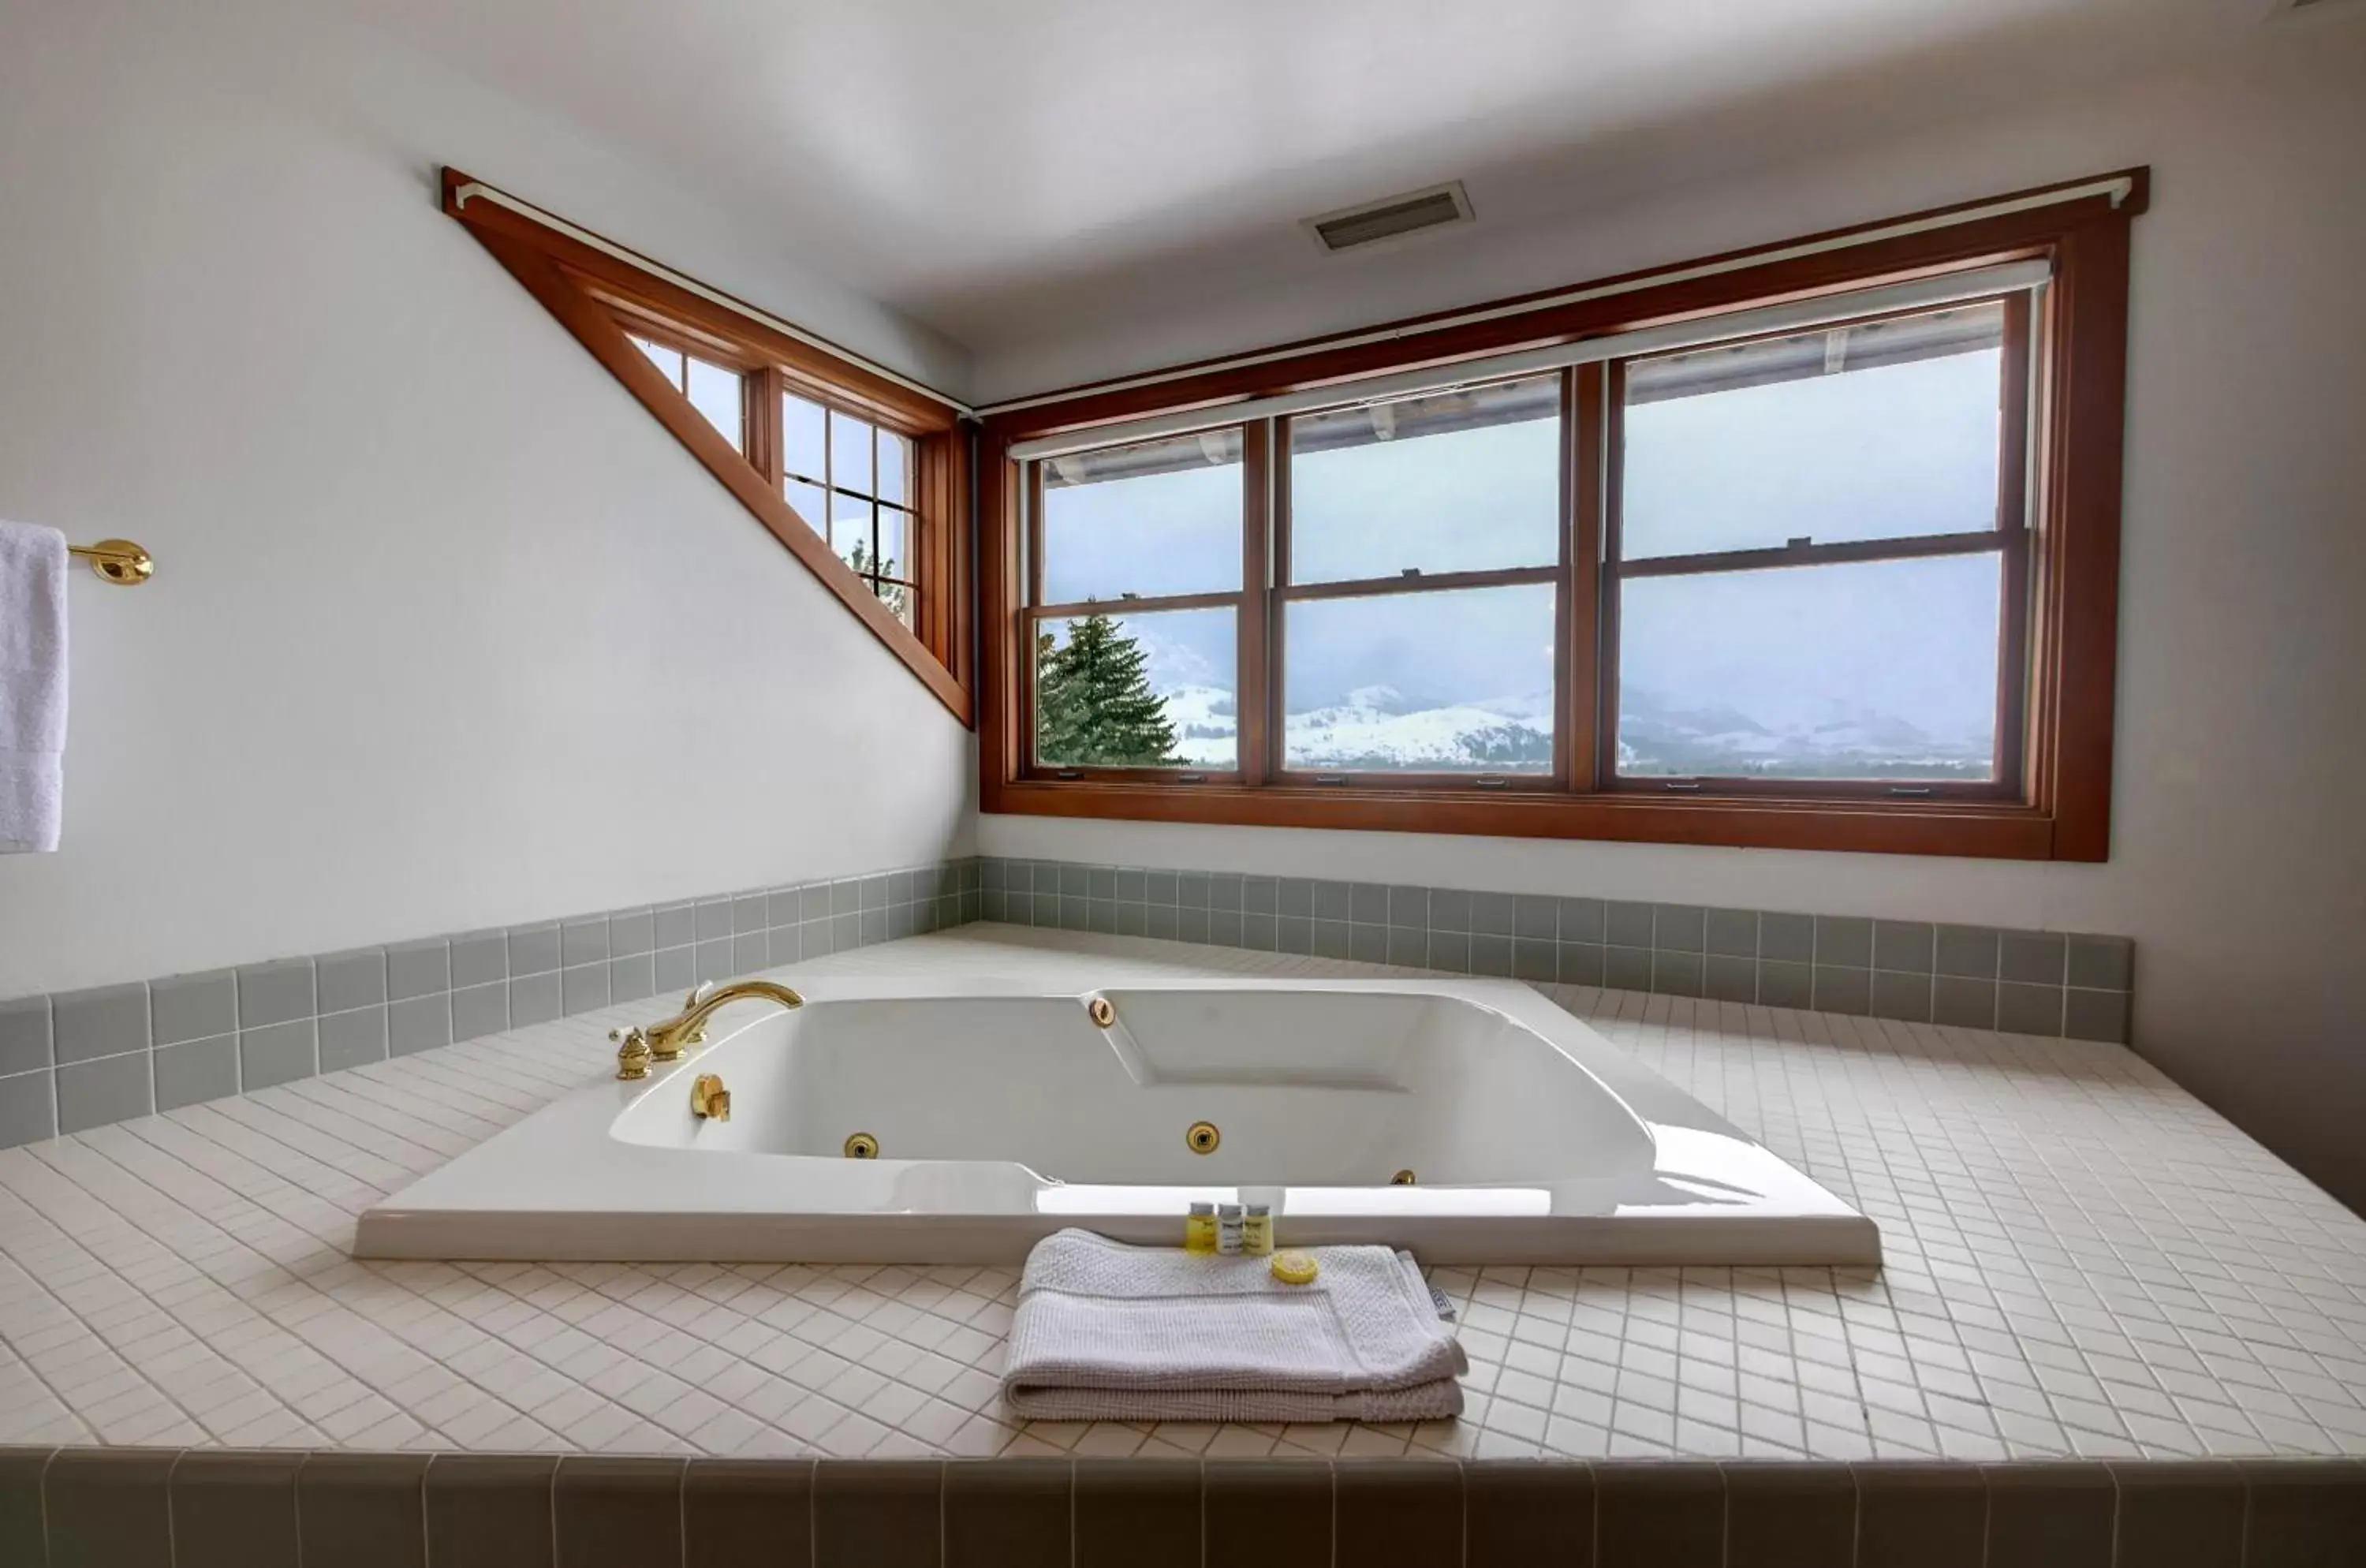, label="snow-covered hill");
[1156,683,1987,778]
[1616,686,1991,778]
[1164,685,1554,771]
